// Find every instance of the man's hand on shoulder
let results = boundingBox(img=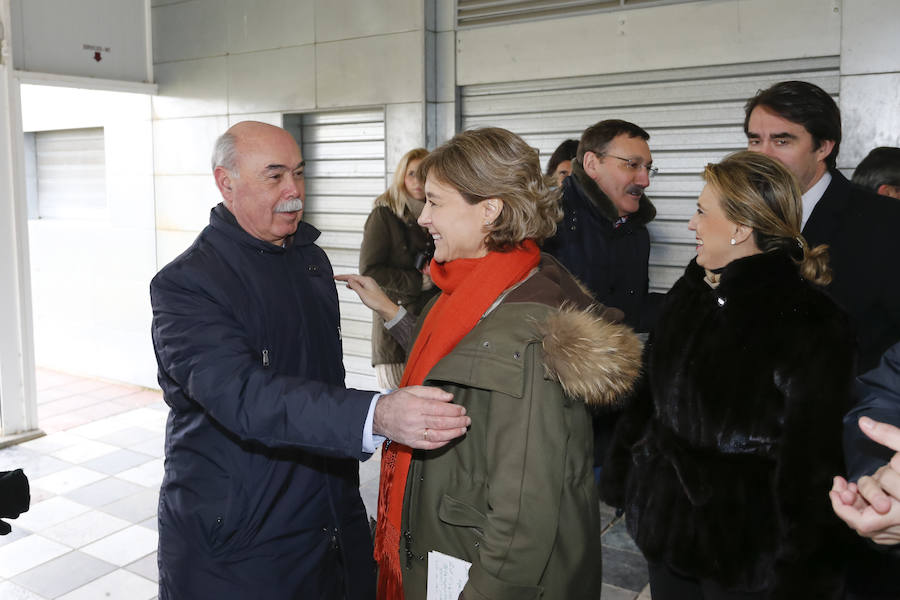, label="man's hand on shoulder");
[374,386,470,449]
